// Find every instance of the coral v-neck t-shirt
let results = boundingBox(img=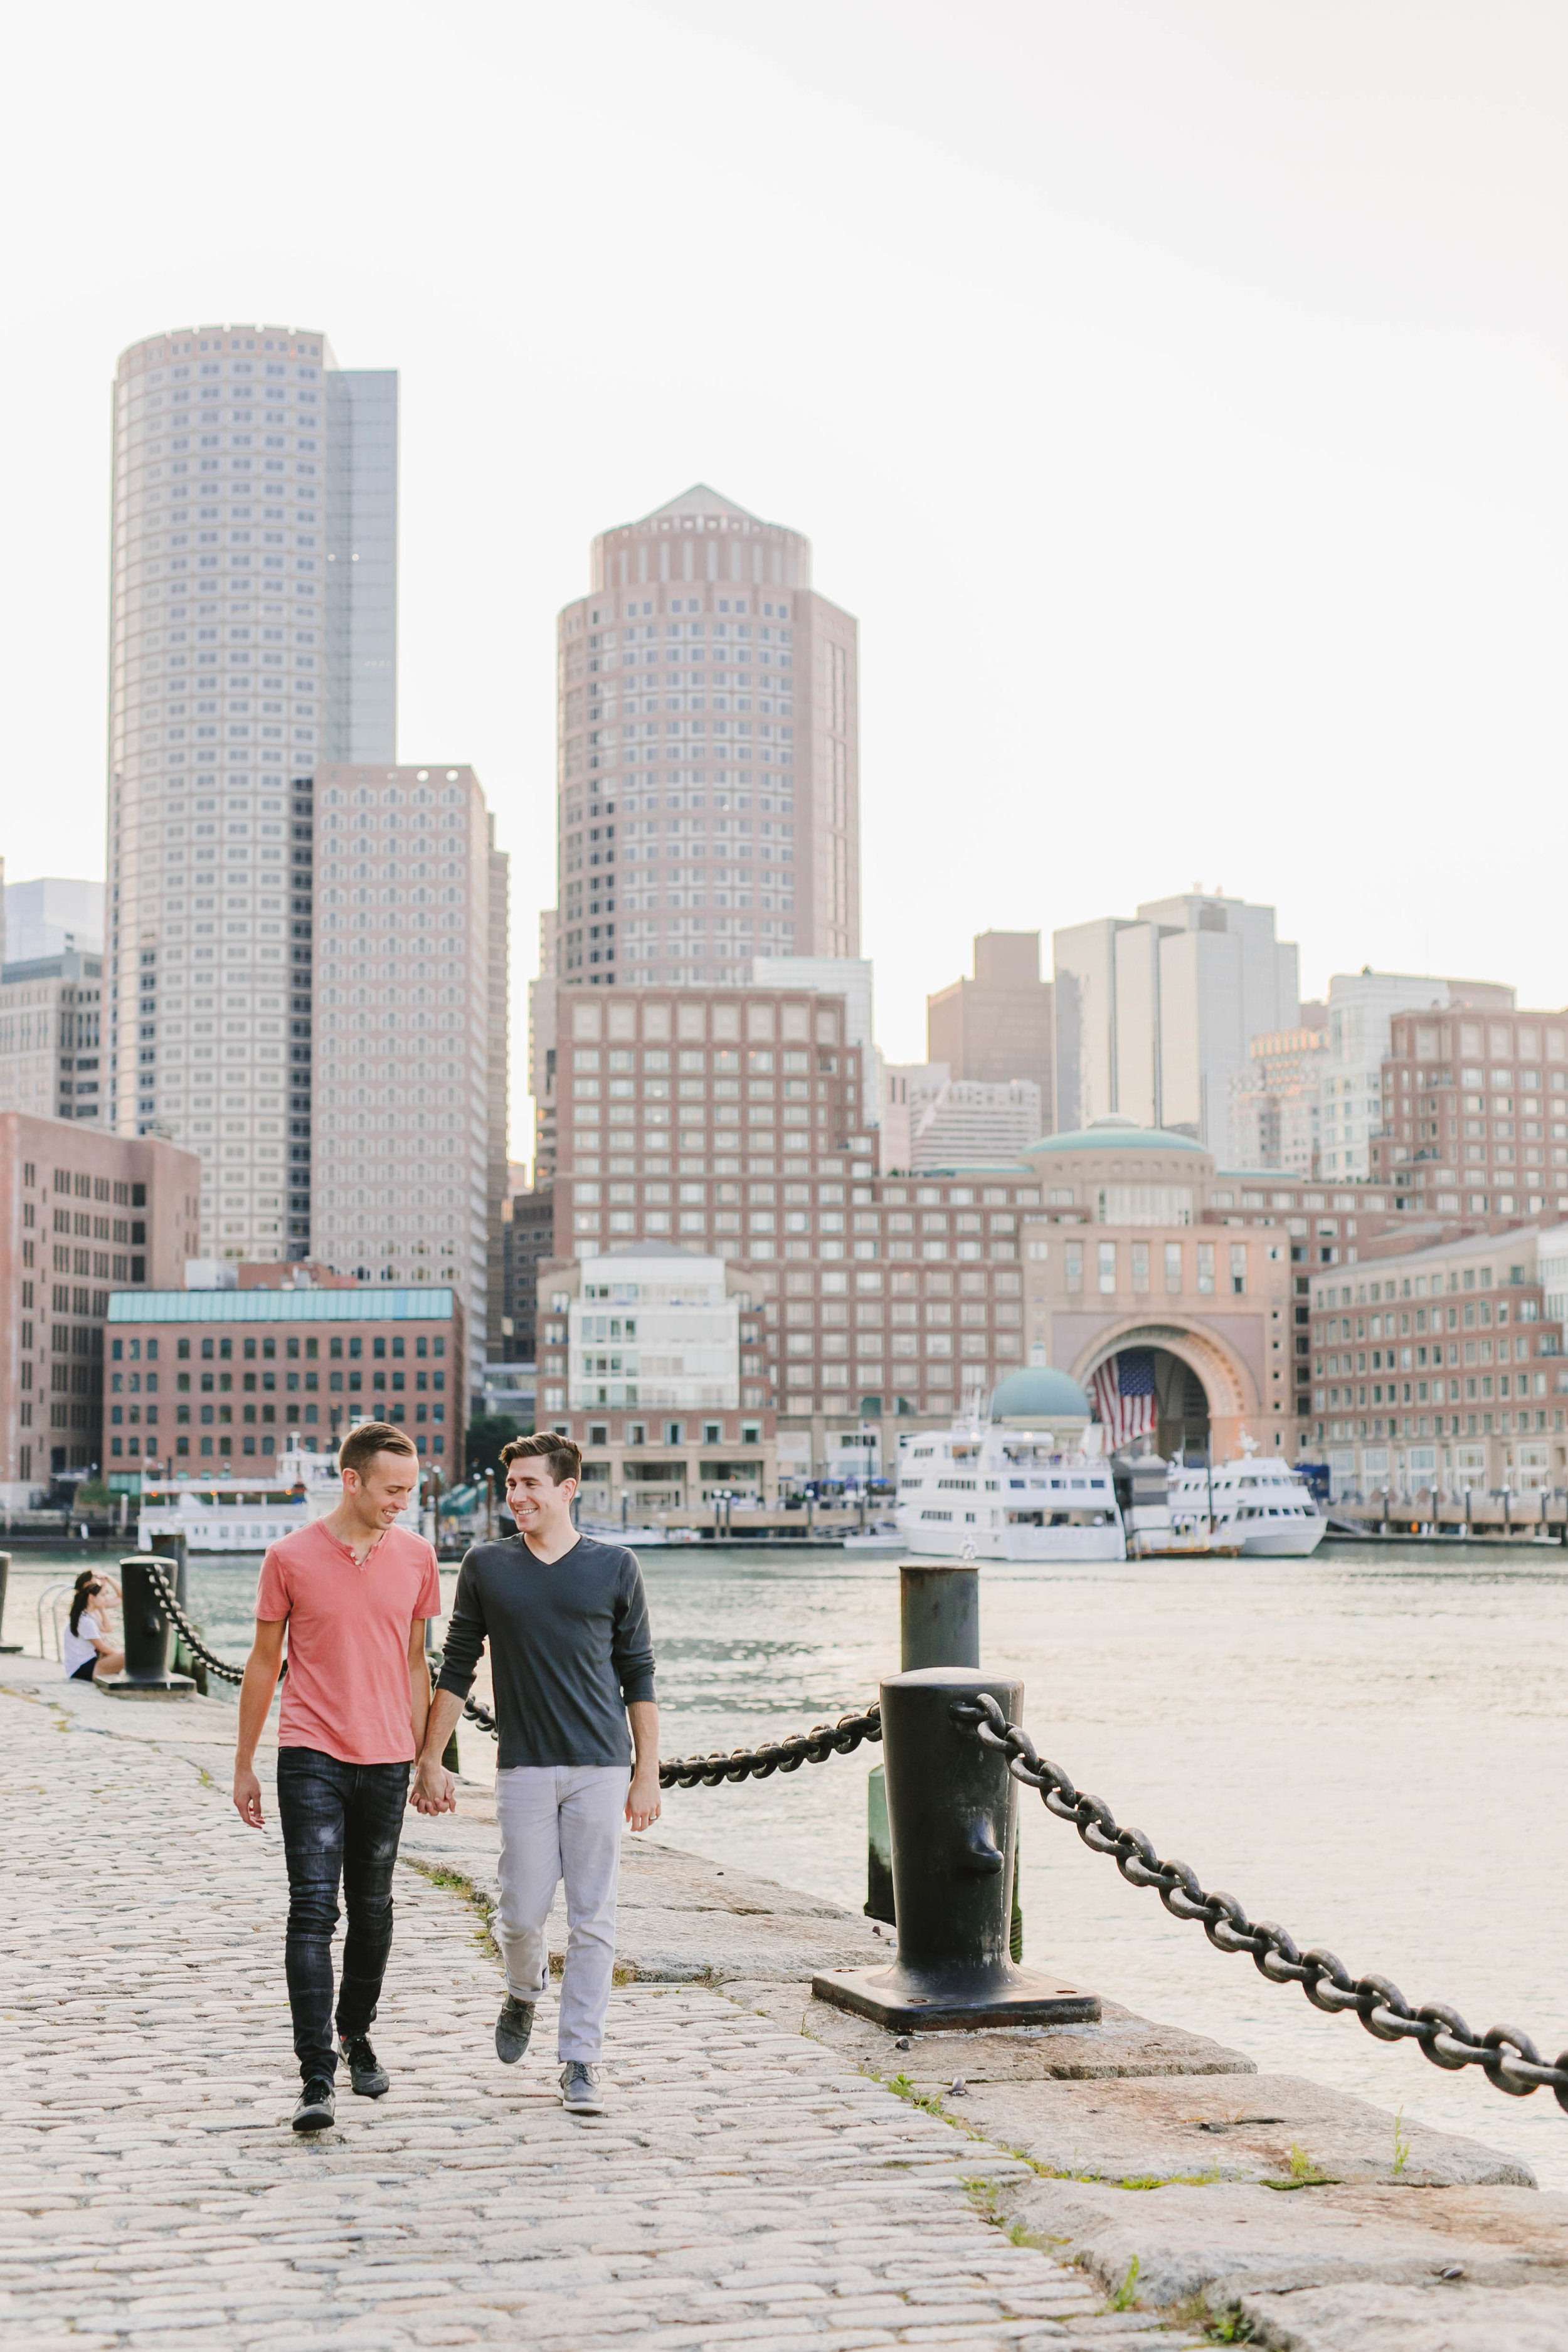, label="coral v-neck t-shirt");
[257,1520,442,1765]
